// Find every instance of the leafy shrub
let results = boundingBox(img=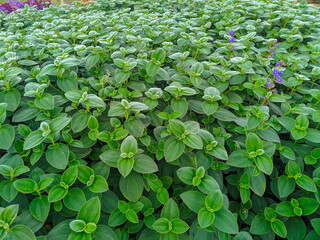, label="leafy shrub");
[0,0,320,239]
